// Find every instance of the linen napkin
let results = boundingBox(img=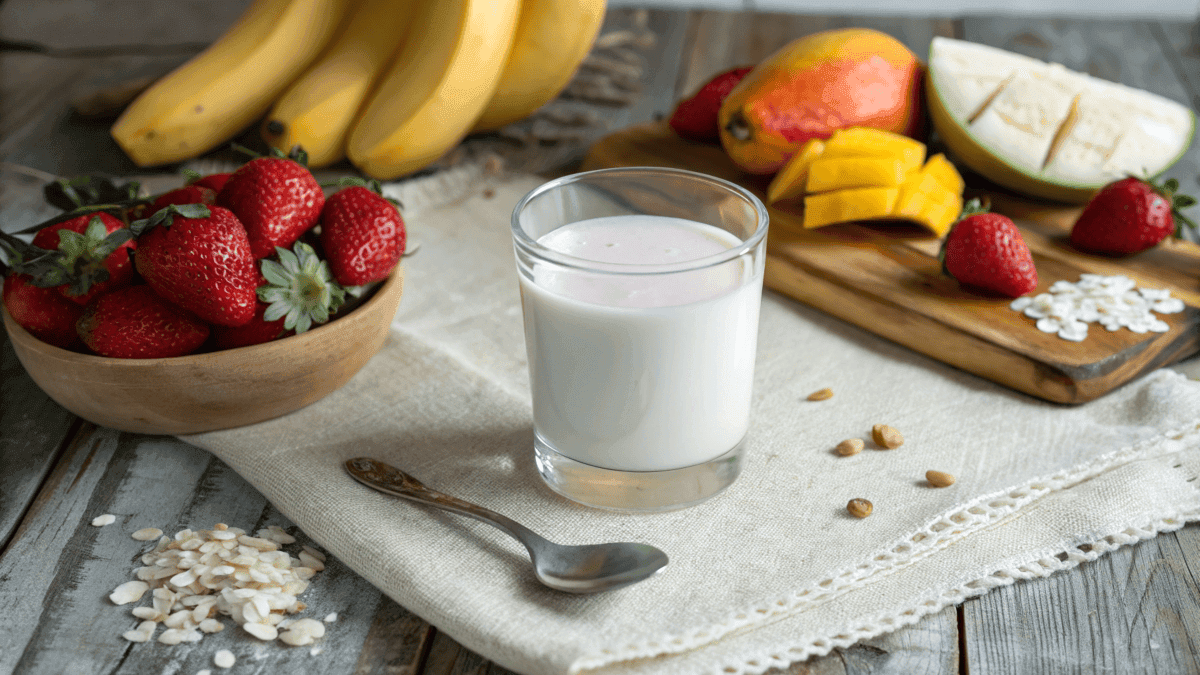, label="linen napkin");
[183,169,1200,675]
